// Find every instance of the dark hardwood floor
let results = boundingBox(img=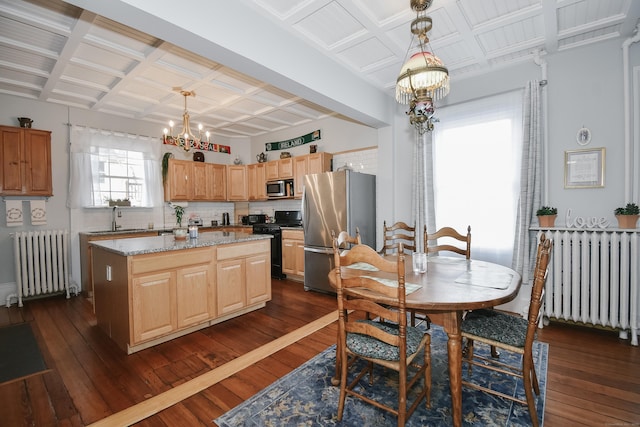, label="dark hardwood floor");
[0,278,638,426]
